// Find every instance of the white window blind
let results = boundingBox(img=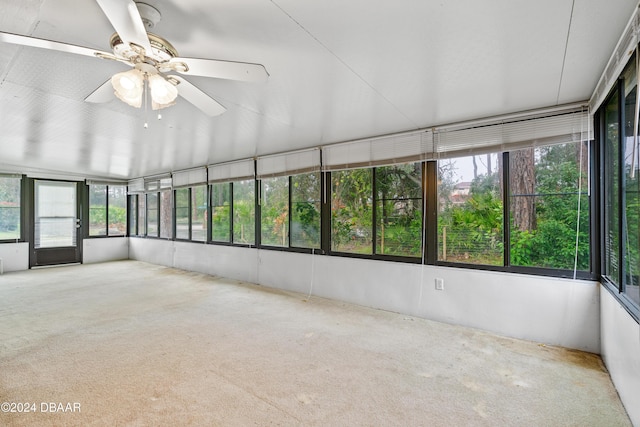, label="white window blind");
[433,108,591,158]
[208,159,255,183]
[172,167,207,188]
[256,149,321,178]
[145,175,172,191]
[590,7,640,113]
[86,179,127,186]
[127,178,144,194]
[322,130,433,171]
